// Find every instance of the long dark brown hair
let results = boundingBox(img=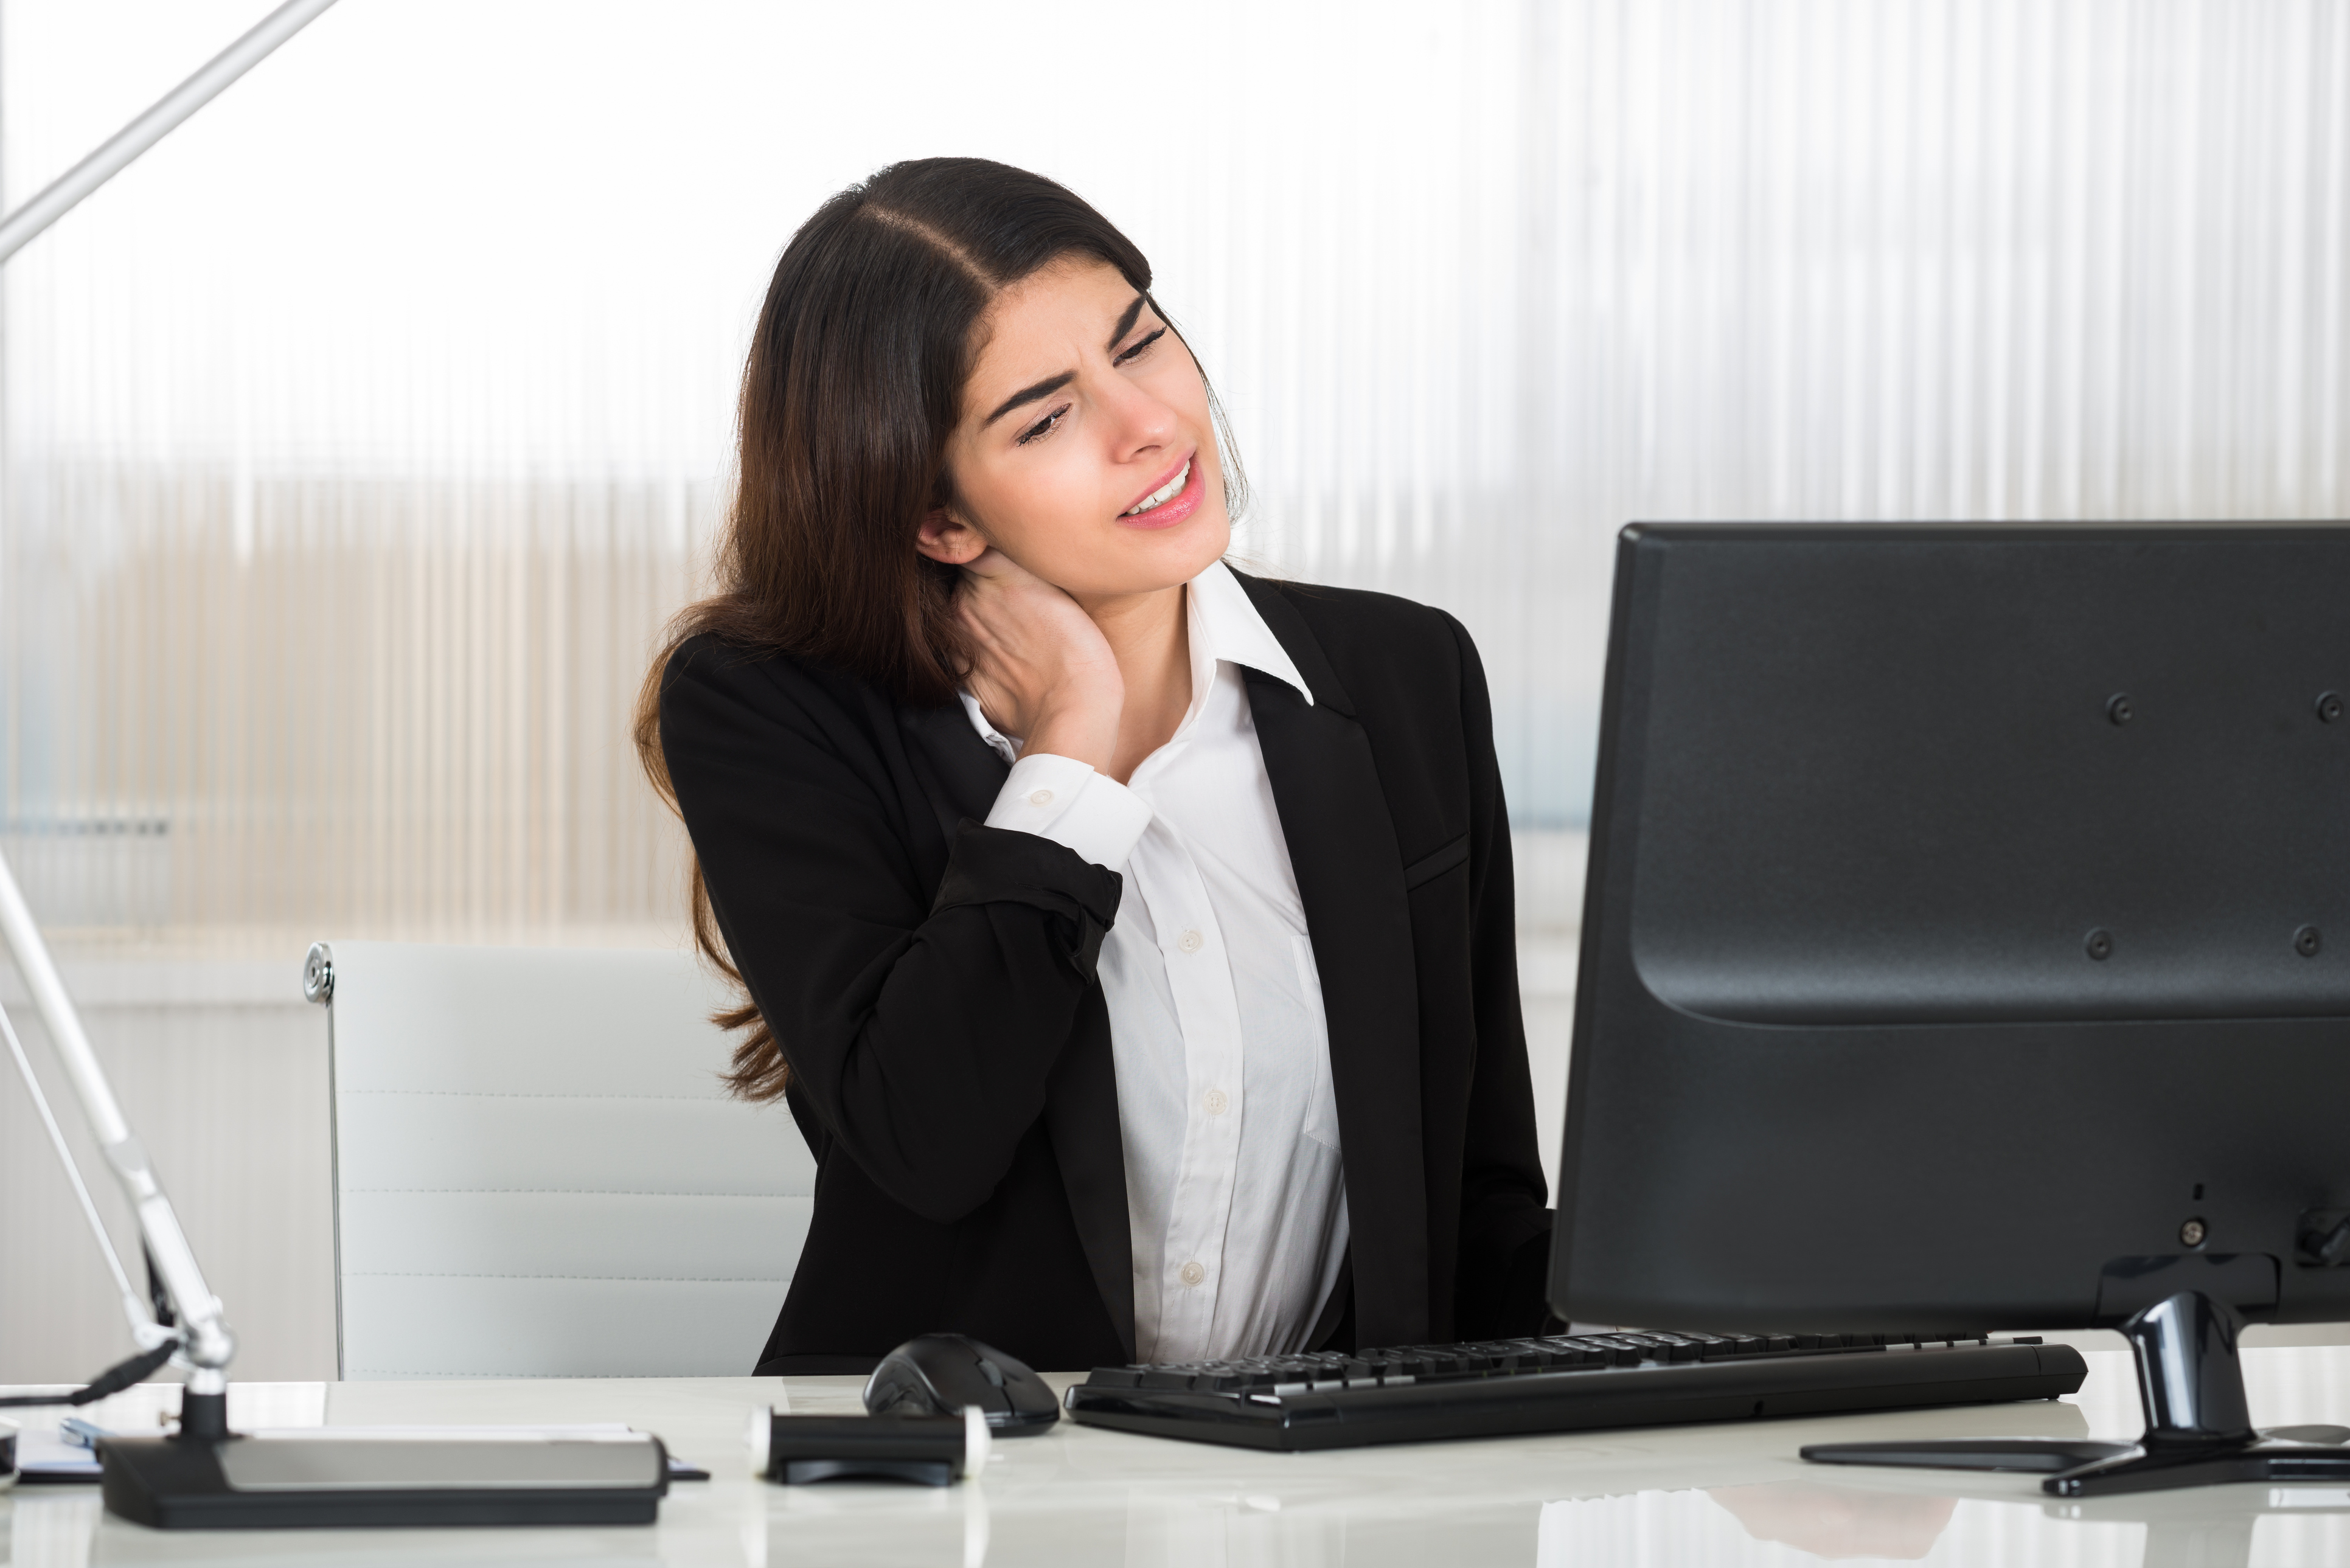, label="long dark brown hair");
[635,158,1239,1100]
